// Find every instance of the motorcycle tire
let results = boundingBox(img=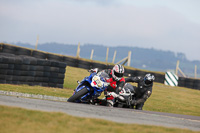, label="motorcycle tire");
[67,87,89,102]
